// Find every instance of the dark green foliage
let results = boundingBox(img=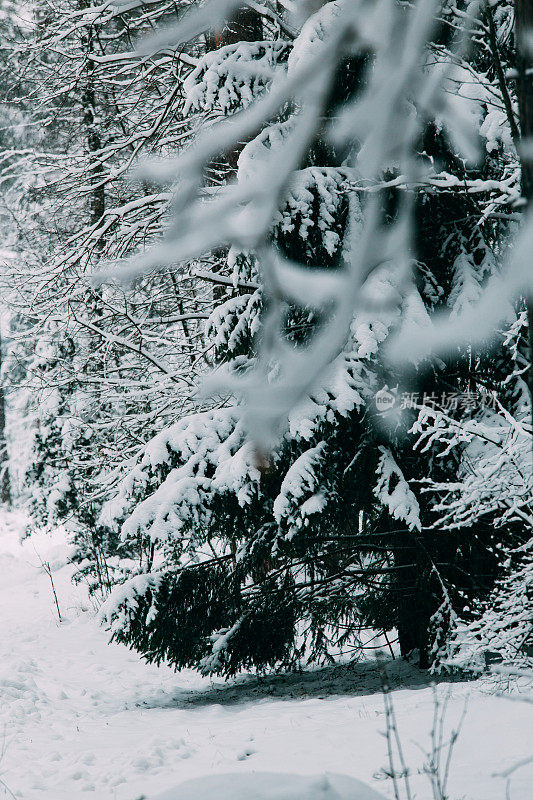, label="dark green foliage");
[112,566,241,669]
[110,564,298,676]
[99,1,530,677]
